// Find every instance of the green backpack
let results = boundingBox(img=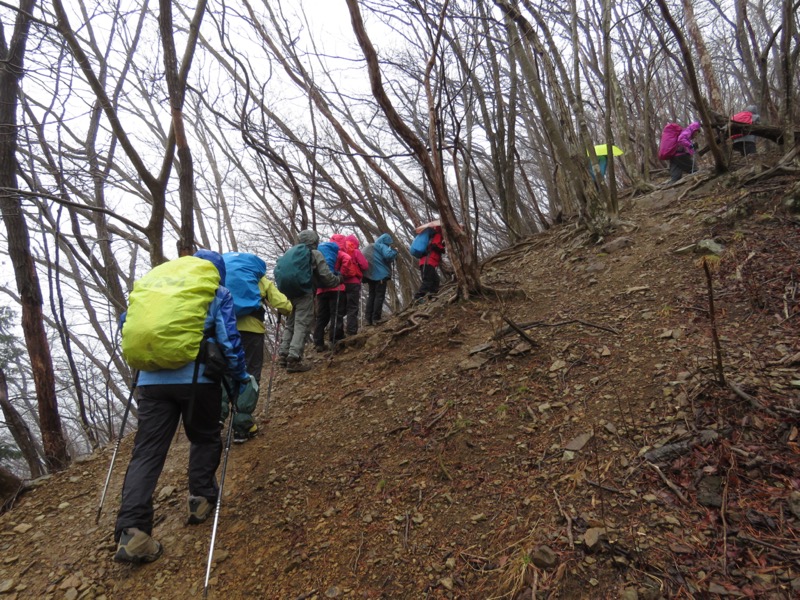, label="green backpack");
[274,244,313,299]
[121,256,220,371]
